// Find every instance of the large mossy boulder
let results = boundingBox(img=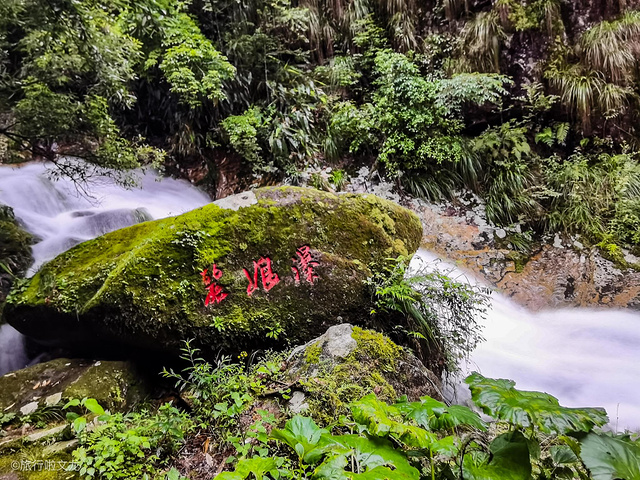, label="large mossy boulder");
[5,187,422,357]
